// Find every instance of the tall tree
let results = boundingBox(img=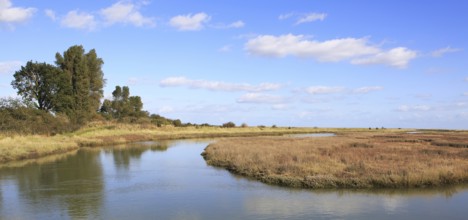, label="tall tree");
[101,85,145,119]
[11,61,65,112]
[86,49,105,111]
[55,45,105,124]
